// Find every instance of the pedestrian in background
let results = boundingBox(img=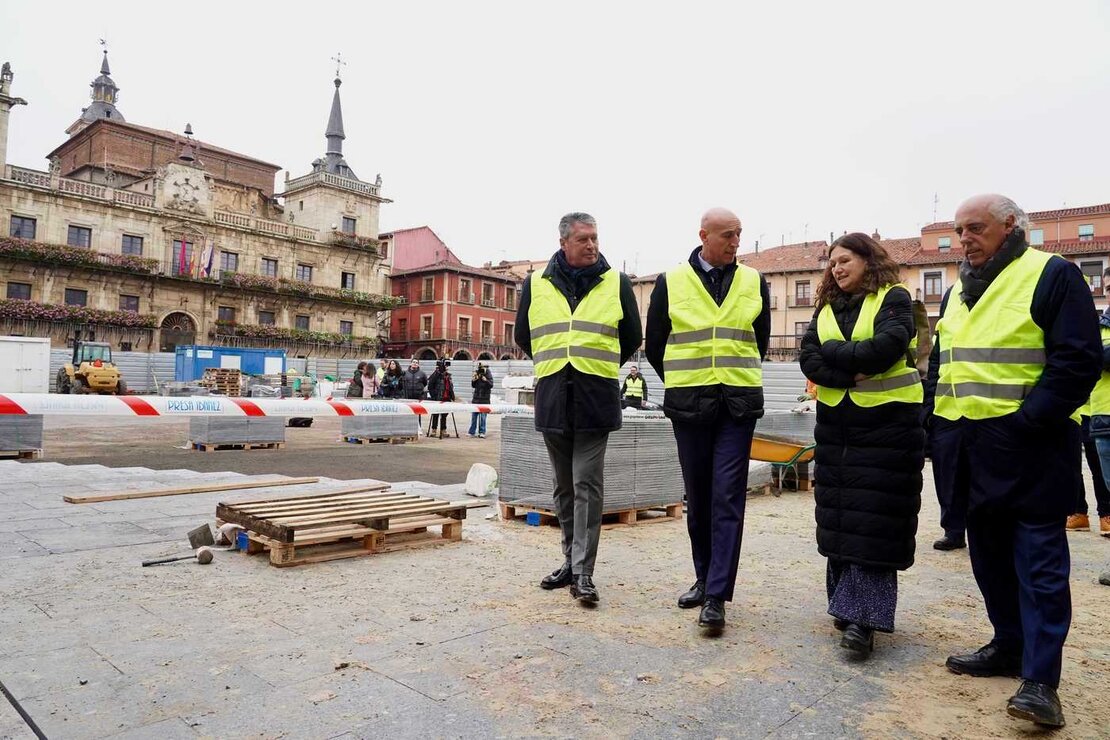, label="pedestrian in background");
[1081,302,1110,537]
[427,358,455,438]
[799,232,924,660]
[346,361,366,398]
[645,207,770,633]
[924,194,1099,728]
[402,358,428,400]
[362,361,380,398]
[516,211,642,604]
[469,362,494,438]
[381,359,404,399]
[620,365,647,408]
